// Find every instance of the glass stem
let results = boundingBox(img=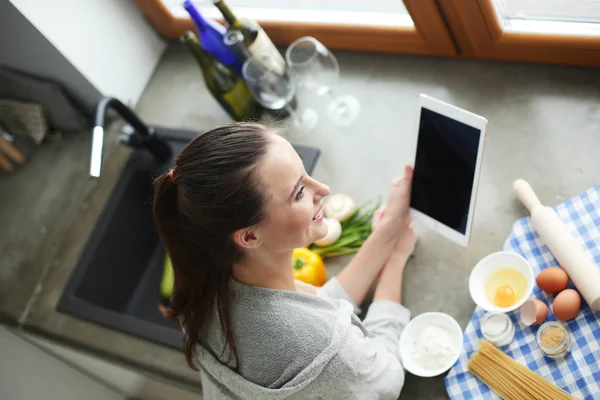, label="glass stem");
[285,104,302,127]
[325,88,347,115]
